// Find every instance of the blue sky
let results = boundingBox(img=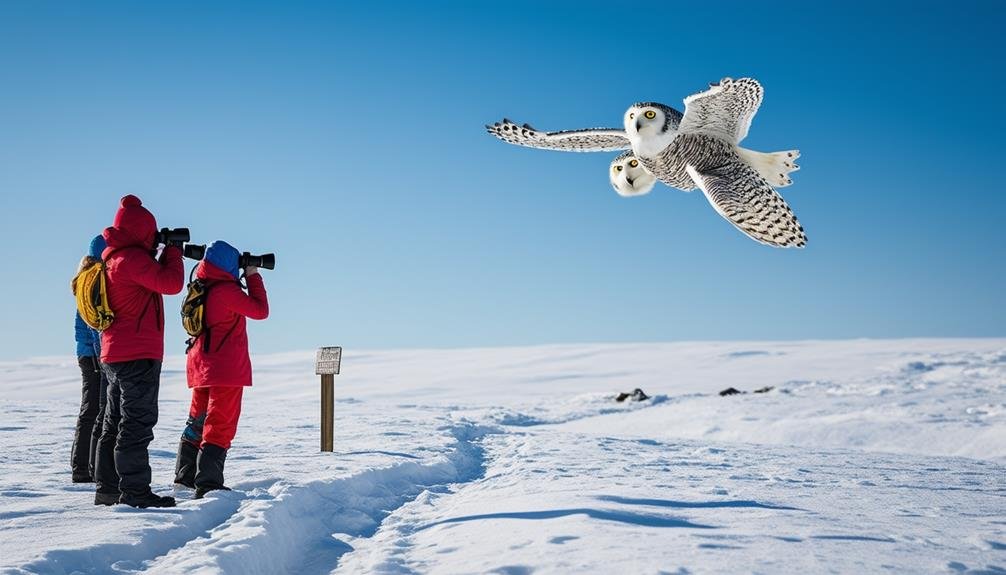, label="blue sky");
[1,1,1003,360]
